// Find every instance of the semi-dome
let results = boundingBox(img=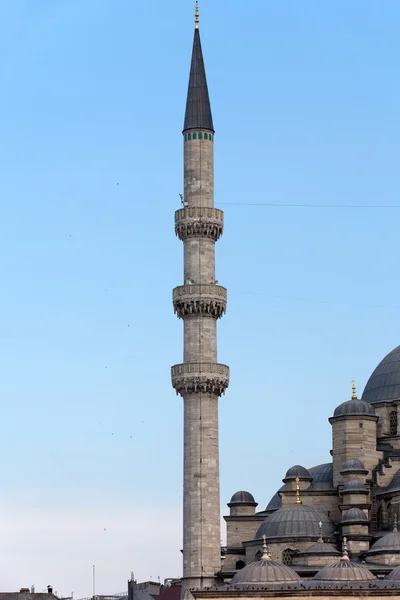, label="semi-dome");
[333,397,376,418]
[362,345,400,405]
[255,504,334,539]
[308,463,334,491]
[368,529,400,555]
[342,480,368,493]
[341,508,369,524]
[231,546,300,585]
[229,490,256,505]
[313,560,375,581]
[341,459,368,474]
[386,564,400,580]
[284,465,312,481]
